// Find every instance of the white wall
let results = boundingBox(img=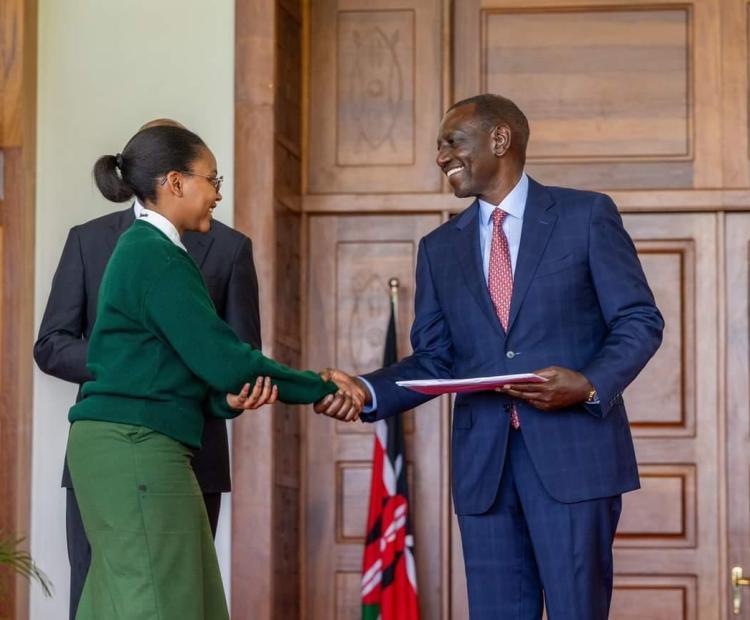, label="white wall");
[33,1,235,617]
